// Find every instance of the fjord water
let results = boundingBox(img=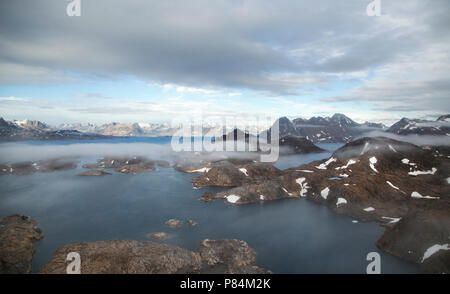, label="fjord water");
[0,138,419,273]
